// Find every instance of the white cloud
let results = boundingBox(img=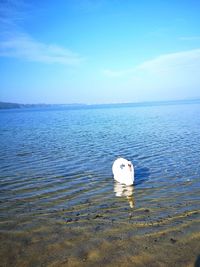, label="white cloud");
[0,0,84,65]
[103,48,200,77]
[137,49,200,73]
[102,49,200,101]
[0,33,84,65]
